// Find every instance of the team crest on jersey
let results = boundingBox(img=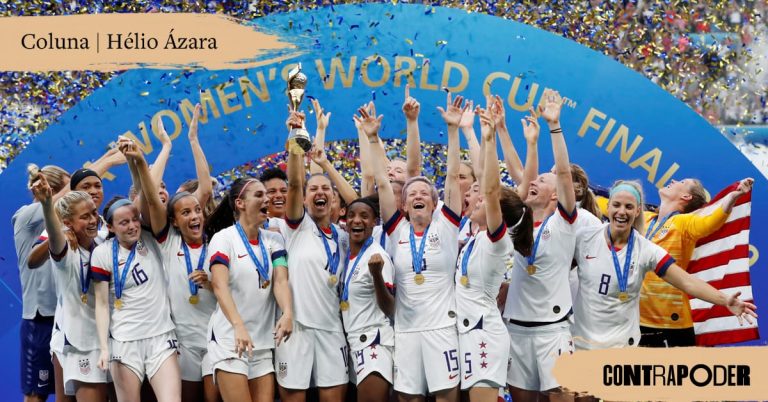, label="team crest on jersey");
[427,233,441,250]
[629,260,637,276]
[38,369,49,382]
[278,362,287,379]
[79,358,91,375]
[541,228,551,241]
[137,240,148,256]
[657,227,670,239]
